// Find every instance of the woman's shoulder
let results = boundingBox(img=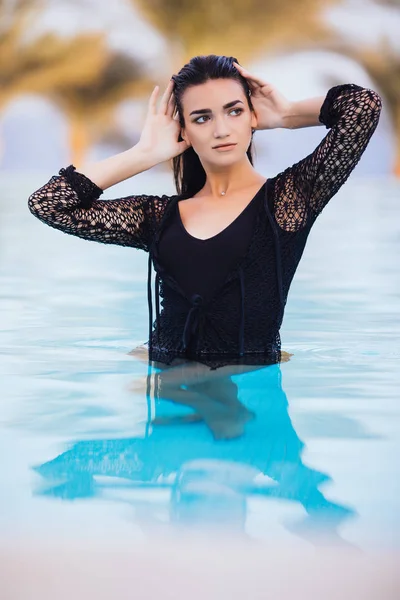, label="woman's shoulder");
[146,193,181,229]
